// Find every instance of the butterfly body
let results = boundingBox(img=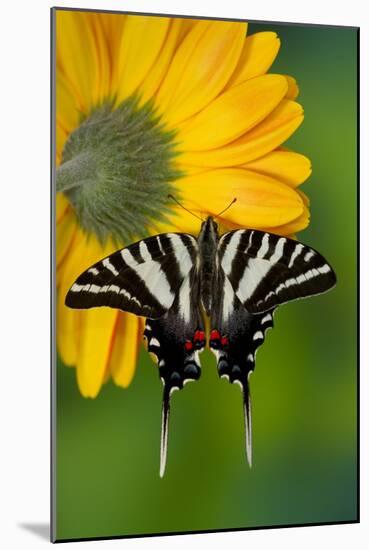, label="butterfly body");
[197,216,220,316]
[66,216,336,476]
